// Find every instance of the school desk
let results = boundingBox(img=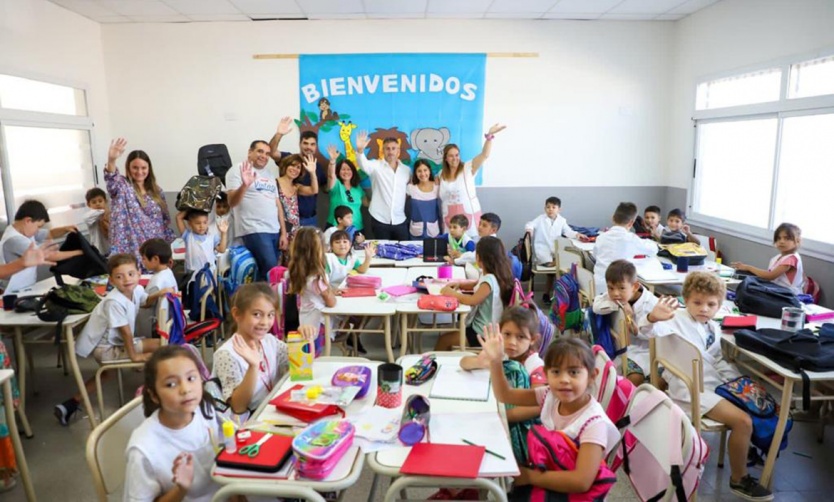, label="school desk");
[1,369,35,501]
[0,275,96,433]
[635,256,739,293]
